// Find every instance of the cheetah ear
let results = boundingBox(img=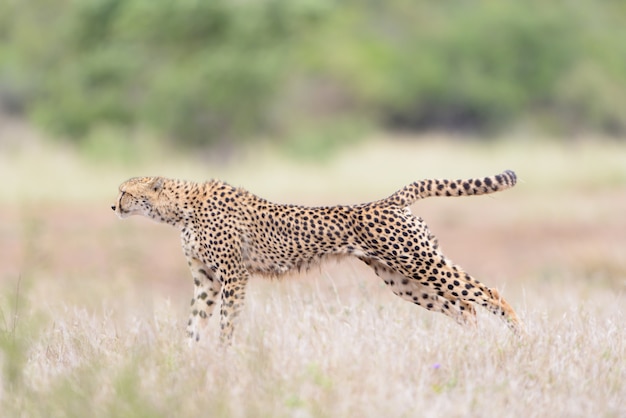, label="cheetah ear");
[150,177,164,193]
